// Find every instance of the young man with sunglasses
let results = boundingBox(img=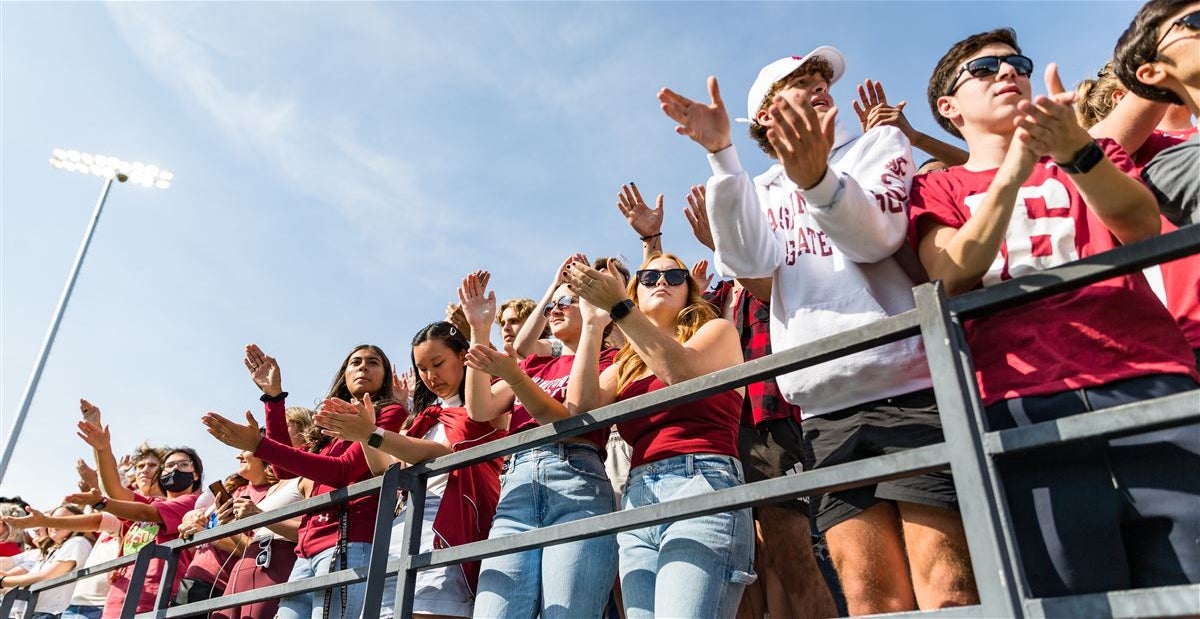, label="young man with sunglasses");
[913,27,1200,597]
[1115,0,1200,226]
[660,47,978,615]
